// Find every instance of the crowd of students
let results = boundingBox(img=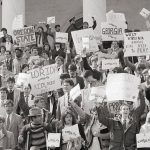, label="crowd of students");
[0,13,150,150]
